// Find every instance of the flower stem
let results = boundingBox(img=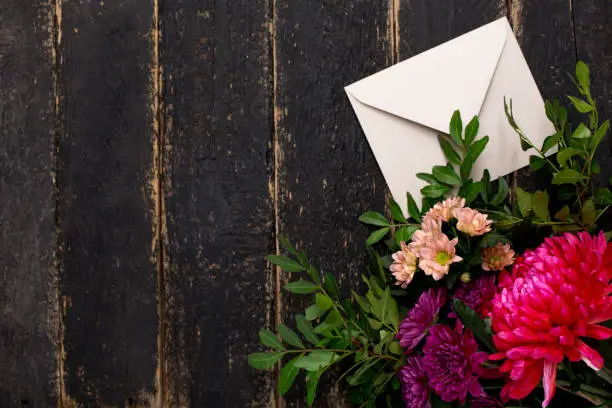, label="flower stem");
[596,367,612,386]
